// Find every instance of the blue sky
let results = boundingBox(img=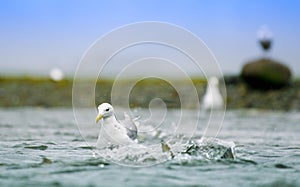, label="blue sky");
[0,0,299,77]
